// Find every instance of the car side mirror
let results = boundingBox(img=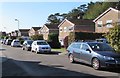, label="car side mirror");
[86,49,91,53]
